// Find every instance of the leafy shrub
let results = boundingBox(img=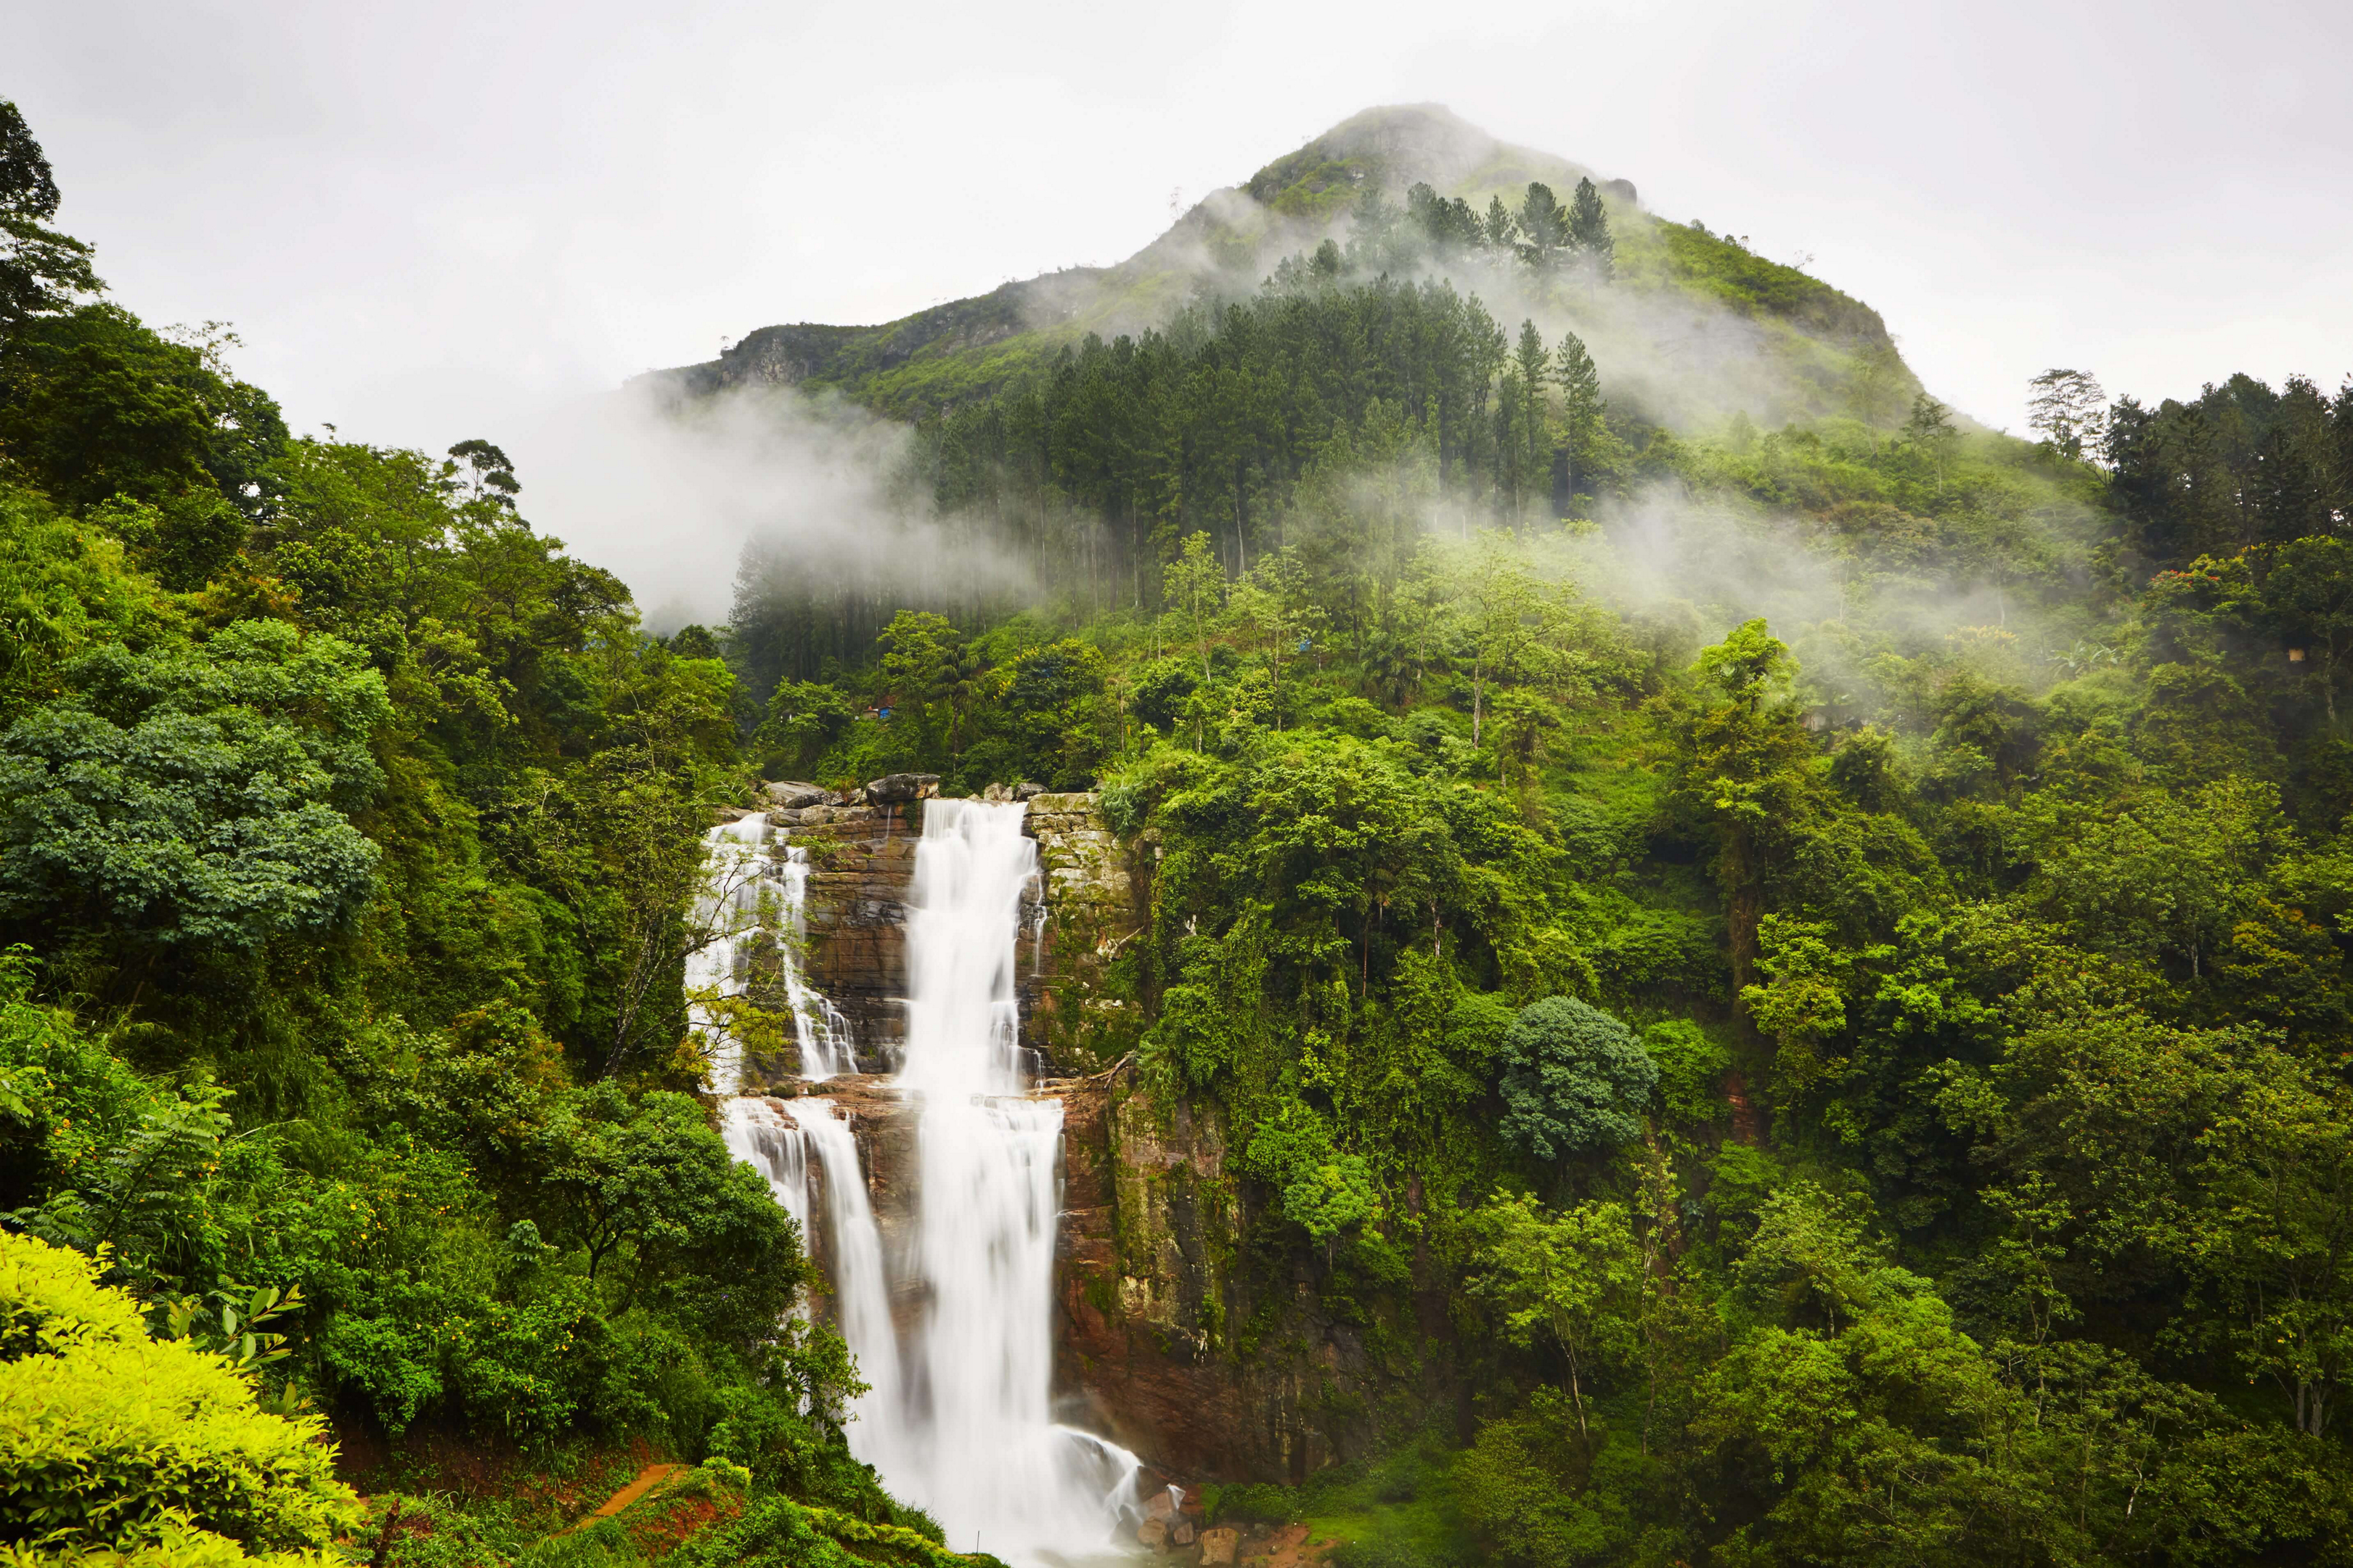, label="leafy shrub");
[1454,1391,1633,1568]
[0,1229,359,1556]
[1642,1018,1731,1127]
[1496,997,1657,1161]
[662,1493,991,1568]
[1244,1098,1379,1243]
